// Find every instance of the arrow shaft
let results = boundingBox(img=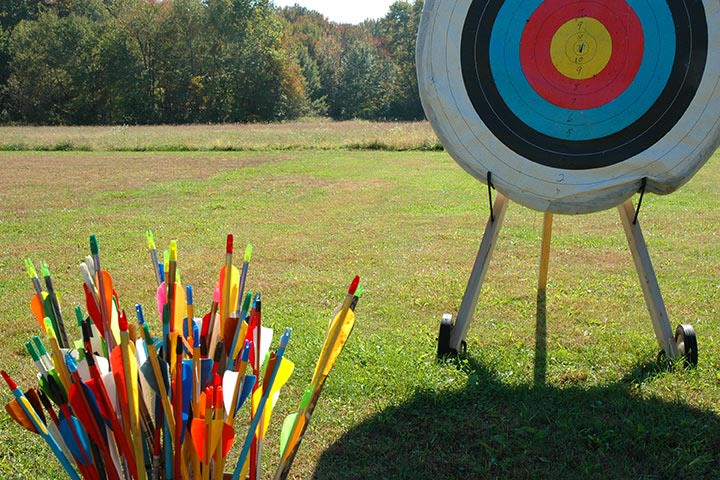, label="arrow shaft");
[44,275,70,349]
[87,362,138,479]
[12,388,81,480]
[232,330,291,480]
[93,254,115,352]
